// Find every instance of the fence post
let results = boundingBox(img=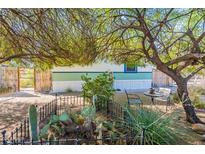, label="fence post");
[55,93,58,115]
[55,93,58,101]
[75,126,80,145]
[83,91,85,106]
[27,117,30,139]
[107,100,110,117]
[11,132,14,144]
[2,130,7,145]
[140,128,145,145]
[16,127,18,143]
[20,123,23,143]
